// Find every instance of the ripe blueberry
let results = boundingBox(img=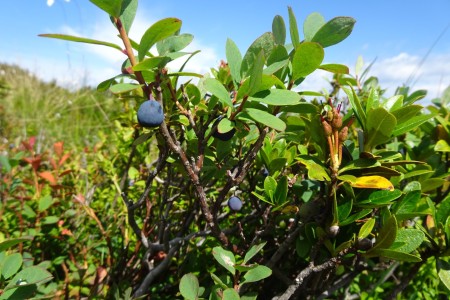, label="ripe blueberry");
[137,100,164,128]
[228,196,243,211]
[212,117,236,141]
